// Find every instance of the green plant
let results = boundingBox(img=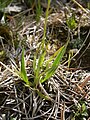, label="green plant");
[20,48,30,86]
[36,0,42,22]
[24,0,35,8]
[66,14,77,30]
[0,0,68,101]
[19,40,67,100]
[24,0,42,22]
[72,101,88,120]
[32,0,68,99]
